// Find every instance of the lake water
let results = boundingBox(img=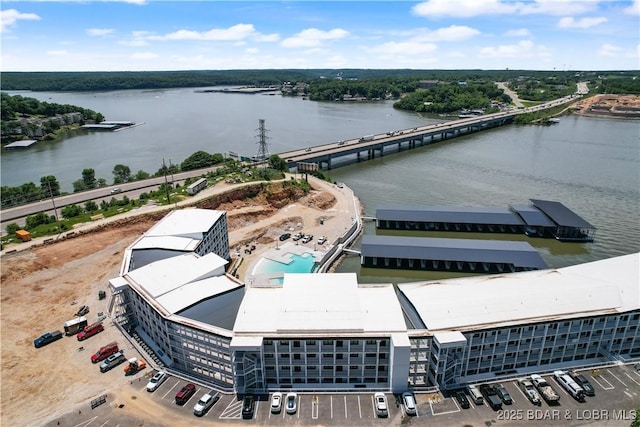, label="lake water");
[3,88,639,280]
